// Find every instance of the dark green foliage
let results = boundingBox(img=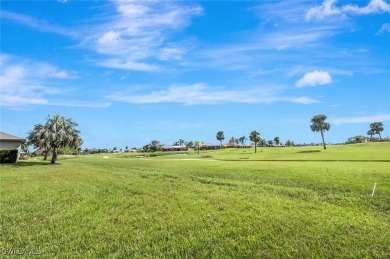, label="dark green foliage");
[249,130,260,153]
[216,131,225,148]
[0,149,18,163]
[370,122,384,140]
[310,114,331,150]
